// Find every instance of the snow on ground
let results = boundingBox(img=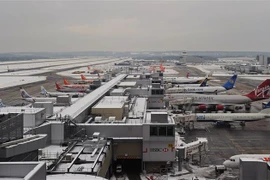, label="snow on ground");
[189,64,270,81]
[163,67,179,75]
[0,69,51,76]
[57,59,122,78]
[0,76,46,89]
